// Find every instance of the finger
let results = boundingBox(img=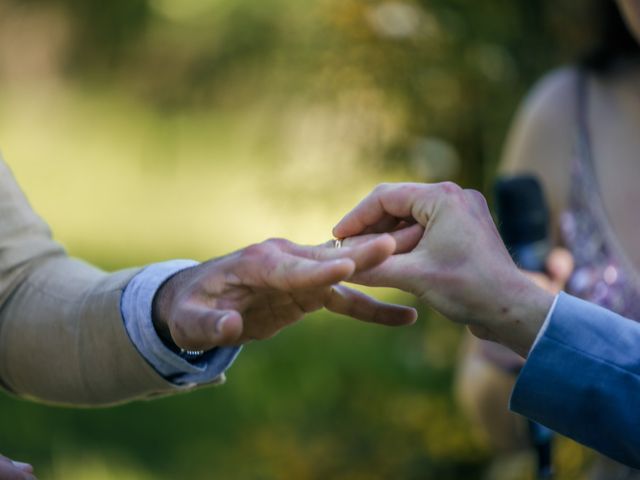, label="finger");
[297,235,396,273]
[338,234,396,272]
[392,224,425,253]
[320,225,420,254]
[391,219,418,231]
[265,254,356,290]
[171,306,244,350]
[325,284,418,326]
[341,223,424,255]
[333,182,444,238]
[347,254,419,294]
[359,215,403,235]
[360,216,418,235]
[546,247,574,287]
